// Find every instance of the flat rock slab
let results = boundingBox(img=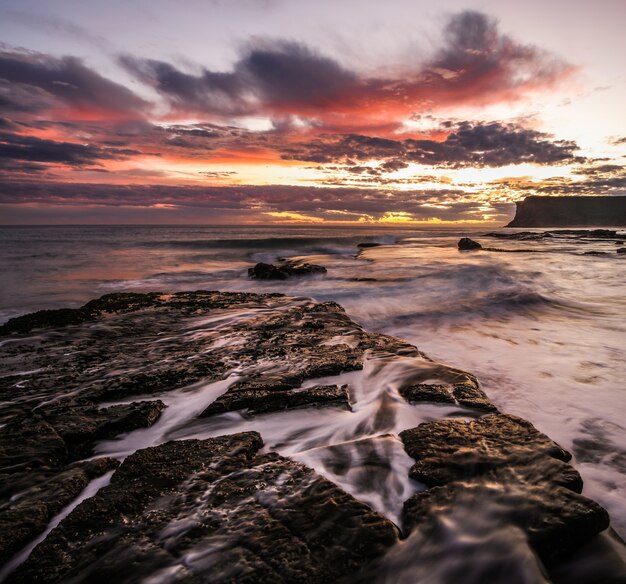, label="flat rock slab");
[400,414,610,563]
[202,384,351,416]
[399,383,498,412]
[0,457,119,566]
[0,401,166,501]
[0,292,420,410]
[400,413,573,487]
[8,433,398,583]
